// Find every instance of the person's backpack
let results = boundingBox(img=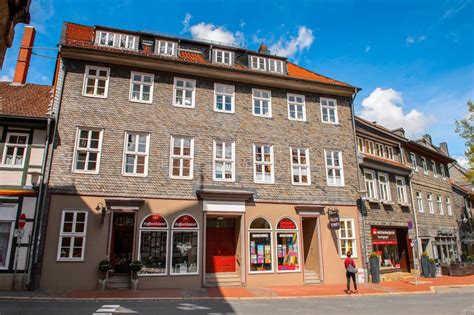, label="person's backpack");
[346,260,357,273]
